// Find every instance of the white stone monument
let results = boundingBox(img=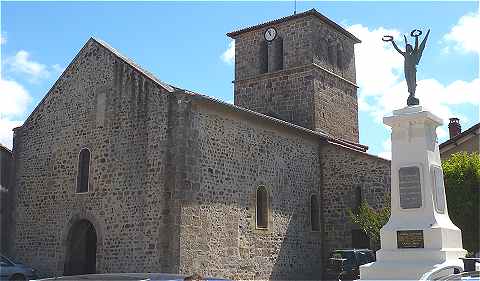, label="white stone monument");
[360,105,467,280]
